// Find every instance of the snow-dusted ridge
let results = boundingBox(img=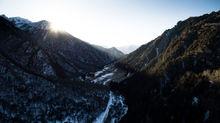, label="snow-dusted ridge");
[0,14,128,123]
[7,16,51,31]
[9,17,32,27]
